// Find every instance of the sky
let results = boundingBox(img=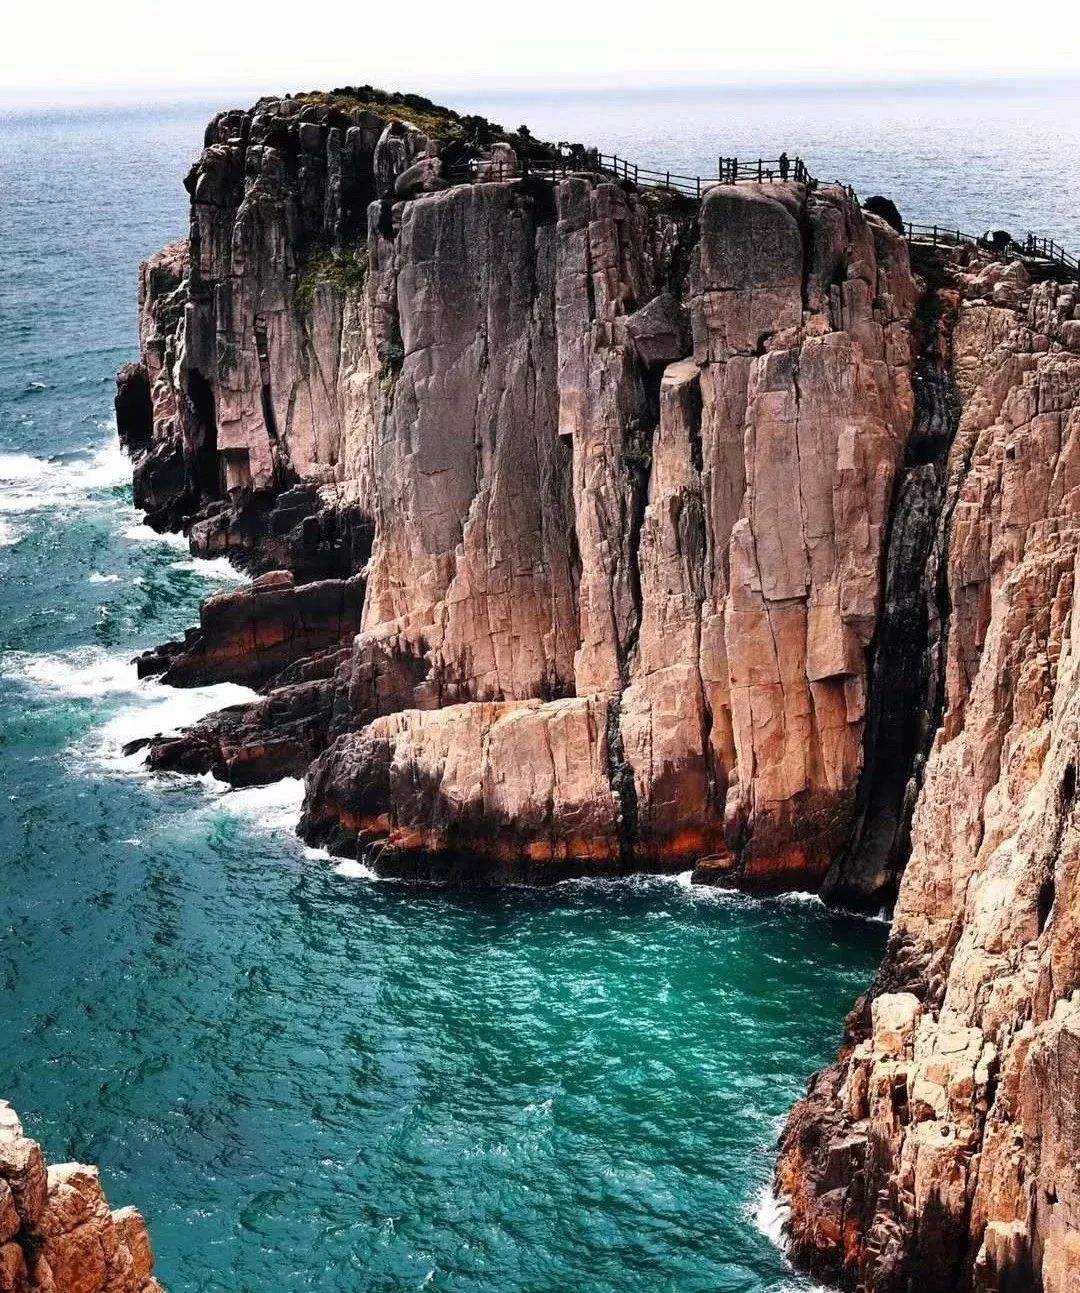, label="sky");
[4,0,1080,108]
